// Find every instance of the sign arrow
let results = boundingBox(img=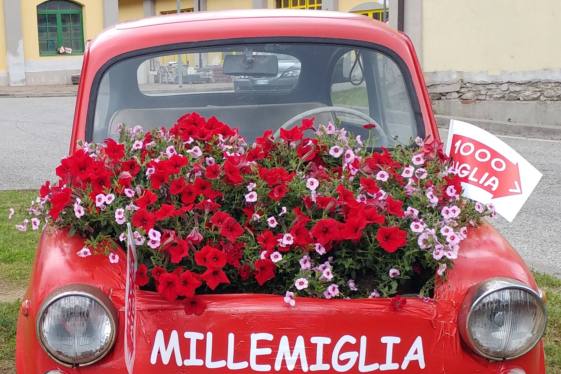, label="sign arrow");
[449,134,523,199]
